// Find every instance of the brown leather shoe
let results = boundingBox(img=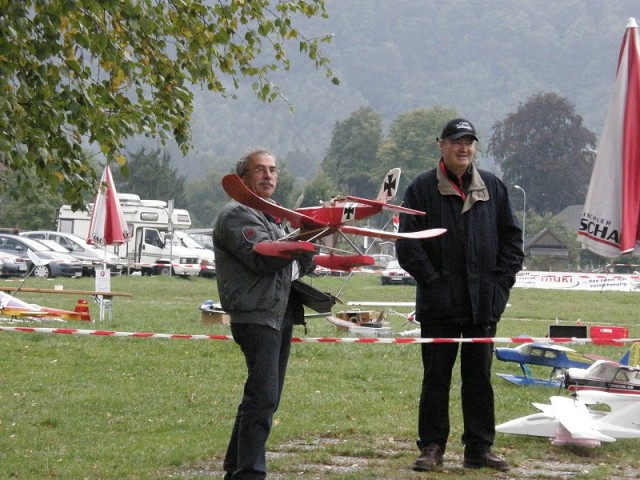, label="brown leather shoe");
[412,443,443,472]
[463,451,510,471]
